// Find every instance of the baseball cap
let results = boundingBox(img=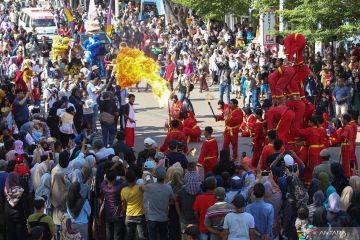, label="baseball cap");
[144,137,155,147]
[154,167,167,181]
[214,187,226,200]
[144,160,156,169]
[320,149,331,157]
[284,154,294,167]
